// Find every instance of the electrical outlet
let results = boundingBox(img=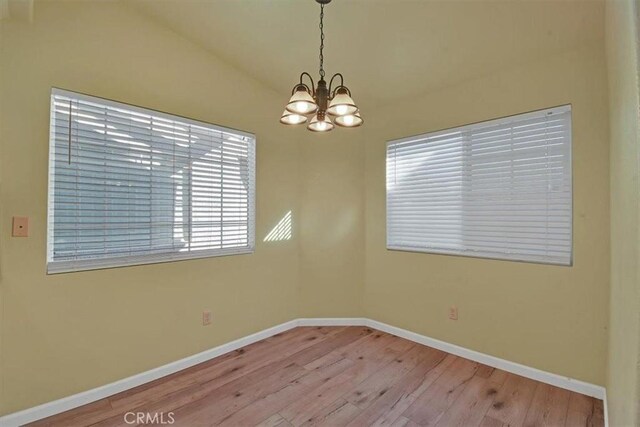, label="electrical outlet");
[202,310,212,326]
[12,216,29,237]
[449,306,458,320]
